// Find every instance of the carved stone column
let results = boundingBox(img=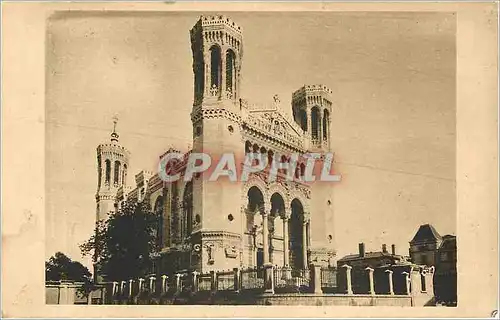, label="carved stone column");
[302,214,310,270]
[262,209,270,265]
[385,269,394,295]
[220,46,226,99]
[306,109,312,137]
[282,212,290,267]
[319,109,324,143]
